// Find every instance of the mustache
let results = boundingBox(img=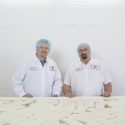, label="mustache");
[81,54,88,59]
[81,54,87,56]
